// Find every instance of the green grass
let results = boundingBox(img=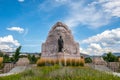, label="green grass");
[0,65,119,80]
